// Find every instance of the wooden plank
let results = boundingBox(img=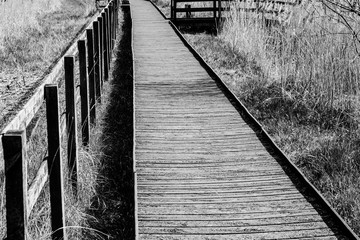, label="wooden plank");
[2,130,27,240]
[175,7,217,13]
[64,56,79,196]
[44,84,67,240]
[131,0,359,239]
[27,160,48,218]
